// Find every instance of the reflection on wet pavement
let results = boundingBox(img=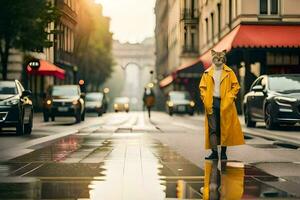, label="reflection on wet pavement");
[0,129,299,199]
